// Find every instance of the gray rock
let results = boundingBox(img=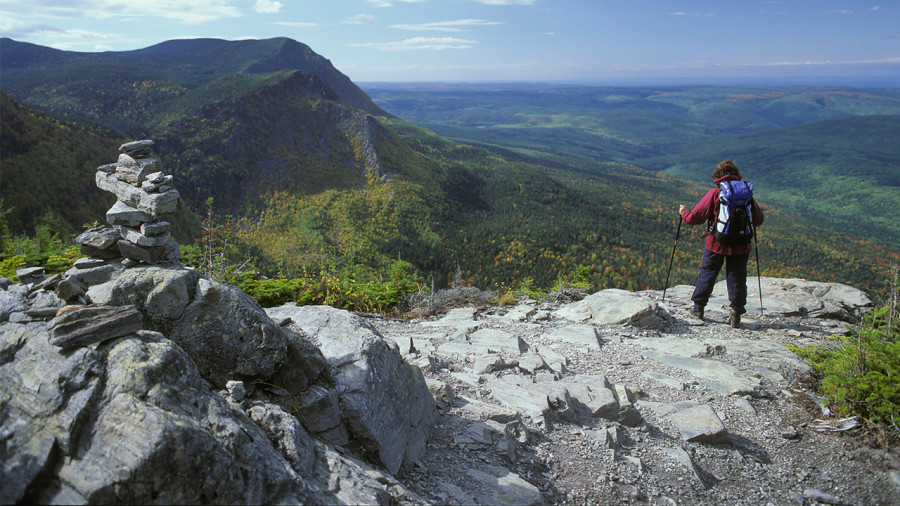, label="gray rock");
[466,465,544,506]
[487,375,552,420]
[117,239,180,264]
[49,305,143,350]
[141,220,171,237]
[56,276,88,302]
[97,162,116,173]
[803,488,844,505]
[662,404,730,443]
[227,380,247,401]
[118,139,155,156]
[87,265,197,322]
[0,323,105,503]
[642,370,687,390]
[115,153,162,186]
[106,201,151,227]
[556,289,667,328]
[518,352,548,373]
[15,266,45,284]
[27,289,64,314]
[662,447,710,489]
[79,243,123,260]
[298,385,347,442]
[167,278,288,387]
[40,331,309,504]
[423,306,481,329]
[66,262,123,287]
[116,224,171,247]
[74,227,122,250]
[469,328,528,355]
[474,353,507,374]
[642,349,761,397]
[96,171,181,216]
[0,288,28,322]
[142,174,174,192]
[248,401,318,474]
[265,304,436,475]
